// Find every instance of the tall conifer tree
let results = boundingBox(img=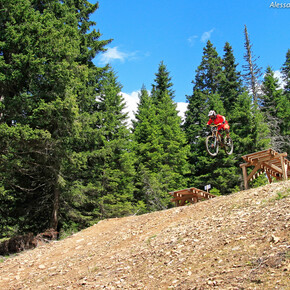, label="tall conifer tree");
[260,67,285,152]
[184,41,224,141]
[152,62,189,190]
[281,49,290,94]
[183,41,236,193]
[92,69,137,219]
[132,63,189,210]
[132,85,165,211]
[241,25,270,157]
[0,0,111,236]
[220,42,243,114]
[279,50,290,154]
[242,25,262,105]
[132,85,161,173]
